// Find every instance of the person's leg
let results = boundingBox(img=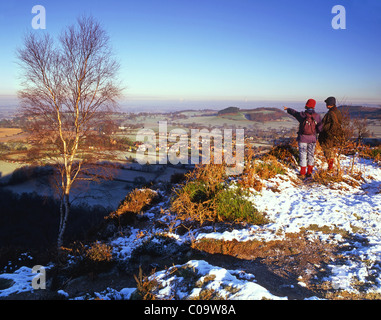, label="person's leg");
[322,145,334,170]
[306,143,316,176]
[328,158,334,171]
[298,142,307,175]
